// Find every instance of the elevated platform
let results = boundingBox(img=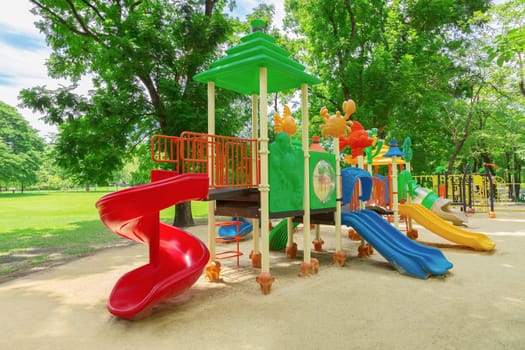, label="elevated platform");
[209,187,260,218]
[293,208,337,225]
[209,187,317,220]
